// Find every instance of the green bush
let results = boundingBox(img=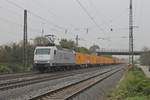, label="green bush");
[0,65,12,73]
[125,96,149,100]
[7,63,32,72]
[109,66,150,100]
[136,80,150,95]
[0,63,32,73]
